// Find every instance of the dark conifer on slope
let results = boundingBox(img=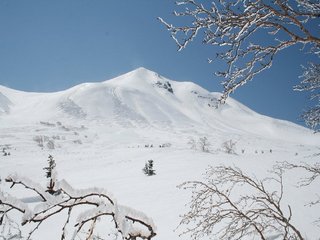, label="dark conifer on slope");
[43,154,57,194]
[143,160,156,176]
